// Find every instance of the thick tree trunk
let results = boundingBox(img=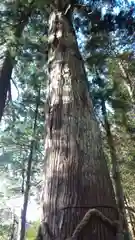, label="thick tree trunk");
[40,3,119,240]
[0,2,33,121]
[101,99,129,234]
[19,89,40,240]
